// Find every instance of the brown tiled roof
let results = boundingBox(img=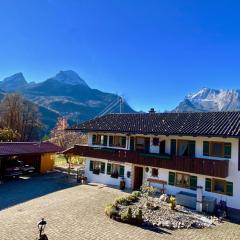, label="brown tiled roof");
[0,142,62,156]
[69,112,240,137]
